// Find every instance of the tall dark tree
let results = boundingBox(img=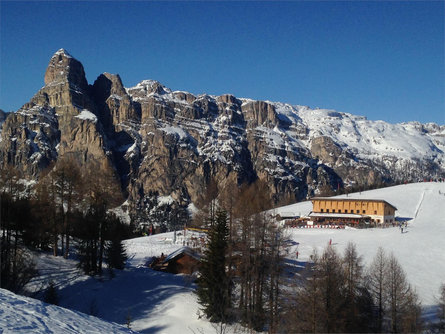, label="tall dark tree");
[197,209,231,323]
[78,165,123,275]
[386,253,422,333]
[53,156,82,259]
[105,215,128,271]
[367,247,388,333]
[230,180,283,332]
[76,209,100,275]
[341,242,373,333]
[317,245,345,333]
